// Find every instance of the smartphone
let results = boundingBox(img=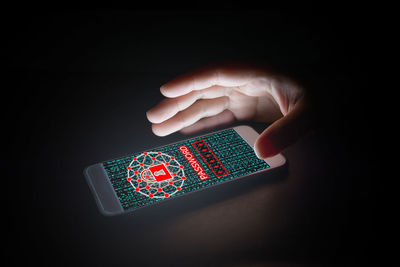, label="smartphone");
[84,125,286,216]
